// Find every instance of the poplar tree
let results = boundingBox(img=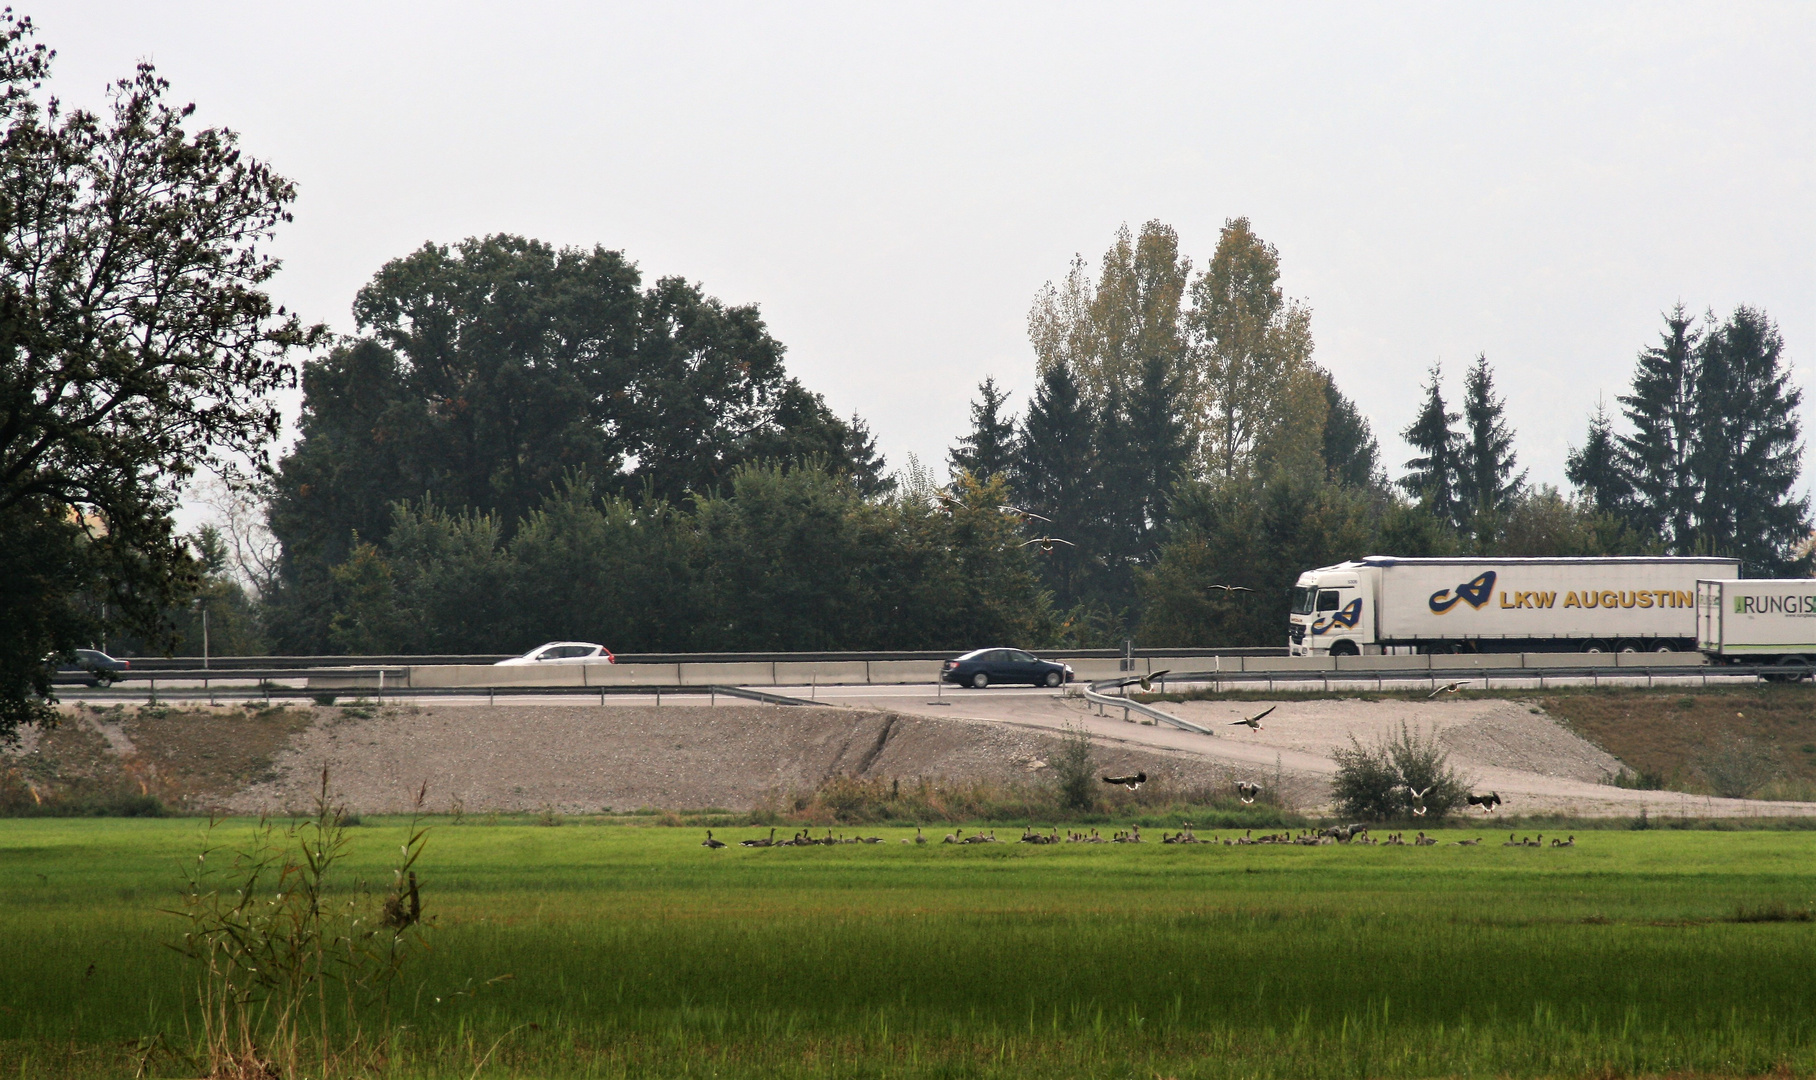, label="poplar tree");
[1398,365,1461,527]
